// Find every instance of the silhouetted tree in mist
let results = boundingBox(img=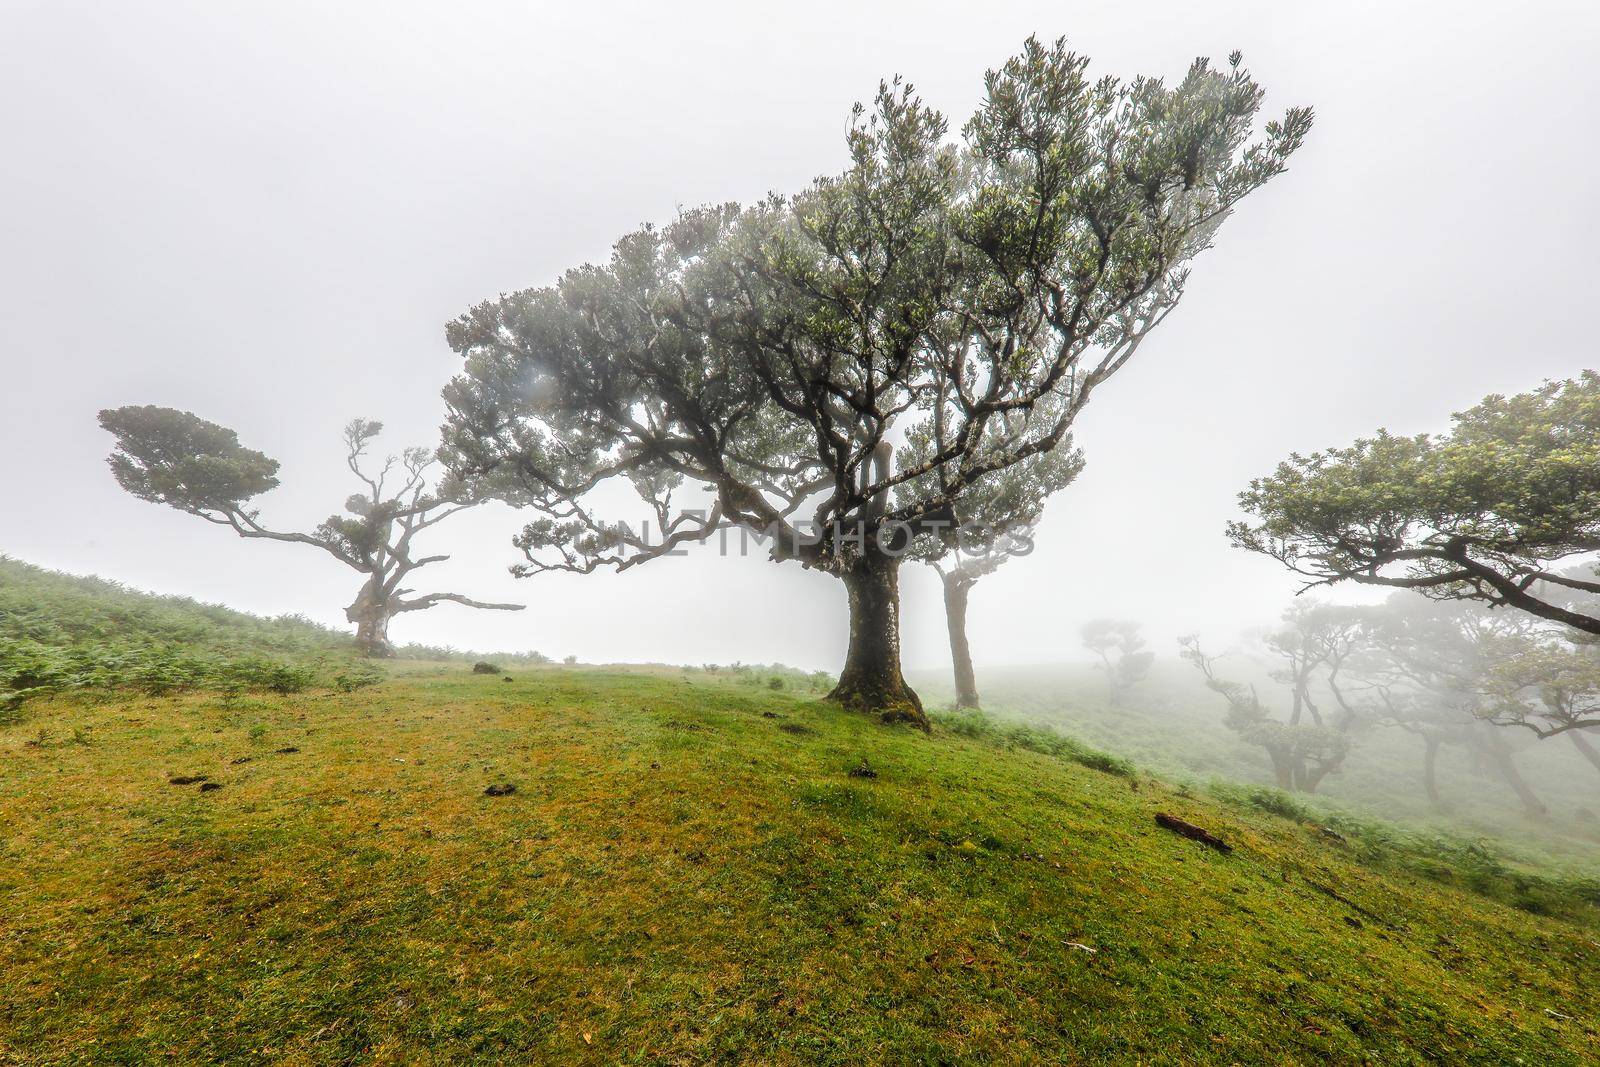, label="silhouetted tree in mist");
[1364,595,1549,815]
[1180,603,1378,793]
[1081,619,1154,704]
